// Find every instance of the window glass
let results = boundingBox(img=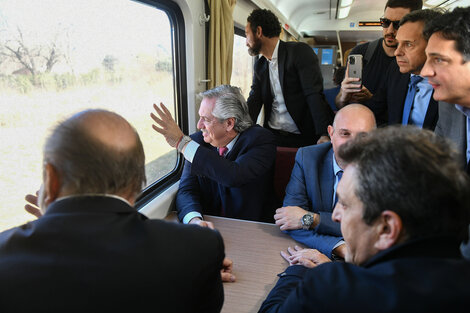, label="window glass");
[231,32,253,100]
[0,0,177,231]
